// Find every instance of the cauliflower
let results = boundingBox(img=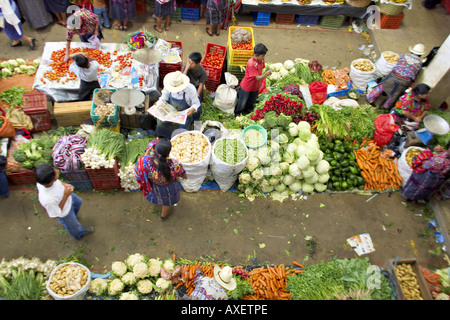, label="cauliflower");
[108,279,125,296]
[111,261,127,277]
[162,259,174,273]
[239,172,251,185]
[147,258,162,277]
[121,272,137,286]
[246,156,260,172]
[125,253,146,269]
[133,262,149,279]
[89,278,108,295]
[155,278,171,291]
[284,60,294,70]
[137,279,154,295]
[119,291,139,300]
